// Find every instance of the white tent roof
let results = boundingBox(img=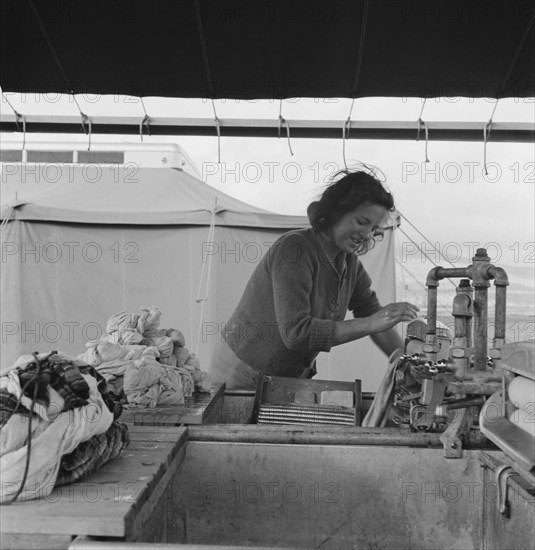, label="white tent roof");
[1,166,307,228]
